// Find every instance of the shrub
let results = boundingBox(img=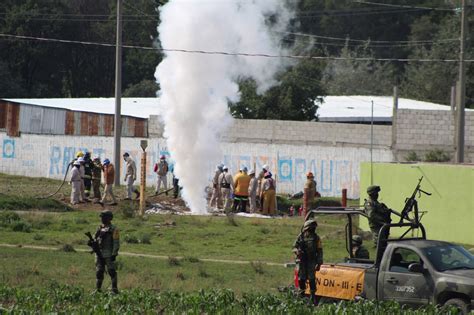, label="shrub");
[60,244,76,252]
[124,234,139,244]
[424,149,451,162]
[168,256,180,266]
[12,221,32,233]
[119,203,136,219]
[405,151,421,162]
[138,233,152,244]
[250,261,264,274]
[0,211,21,226]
